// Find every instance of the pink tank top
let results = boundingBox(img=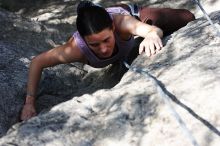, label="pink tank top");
[73,7,135,68]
